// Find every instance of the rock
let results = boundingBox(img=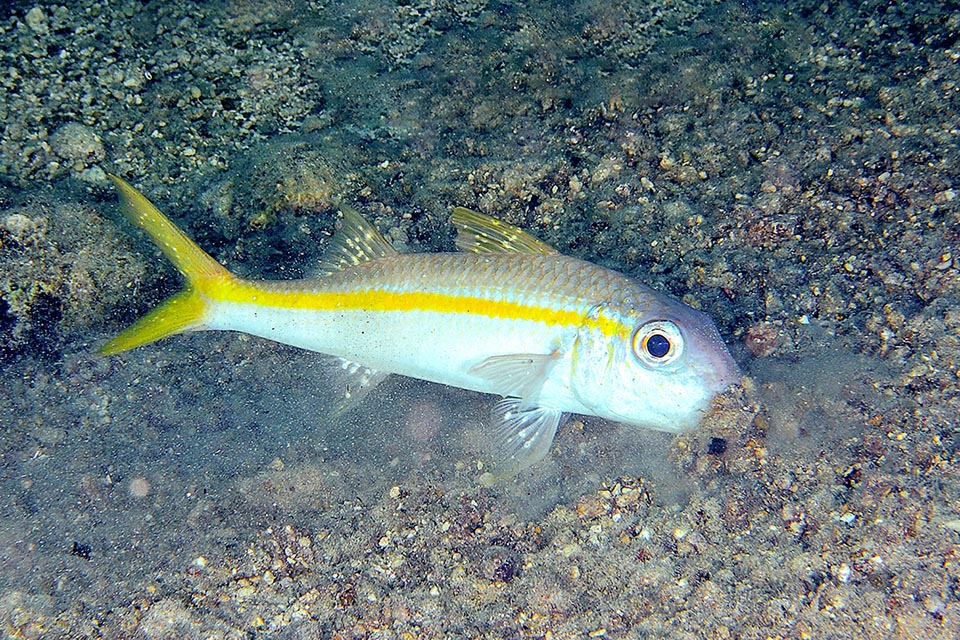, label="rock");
[49,123,105,169]
[24,7,48,35]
